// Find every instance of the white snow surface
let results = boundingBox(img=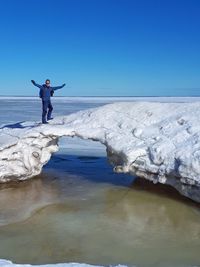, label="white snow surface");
[0,259,128,267]
[0,102,200,201]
